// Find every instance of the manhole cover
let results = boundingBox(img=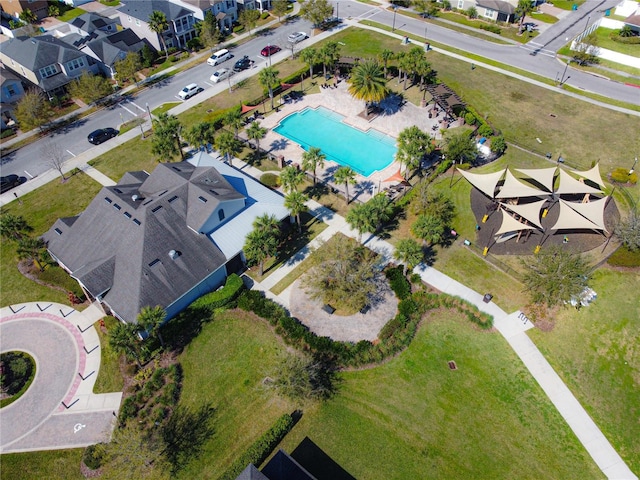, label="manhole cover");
[448,361,457,370]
